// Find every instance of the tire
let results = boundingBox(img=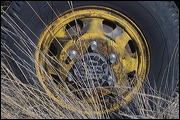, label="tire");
[1,1,179,113]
